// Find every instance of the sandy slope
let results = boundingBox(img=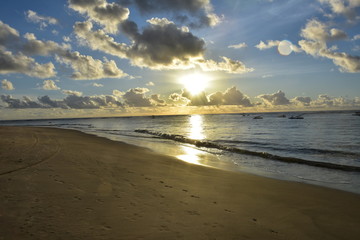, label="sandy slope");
[0,126,359,240]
